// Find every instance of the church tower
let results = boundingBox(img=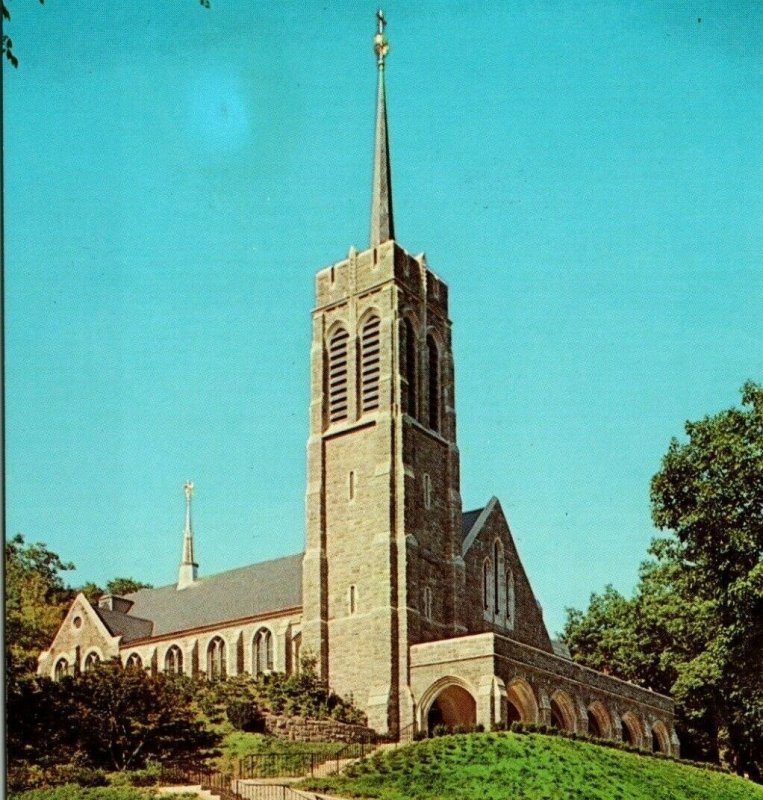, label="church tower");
[302,11,465,736]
